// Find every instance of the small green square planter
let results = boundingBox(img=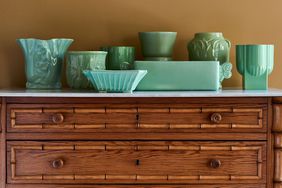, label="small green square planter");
[66,51,107,89]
